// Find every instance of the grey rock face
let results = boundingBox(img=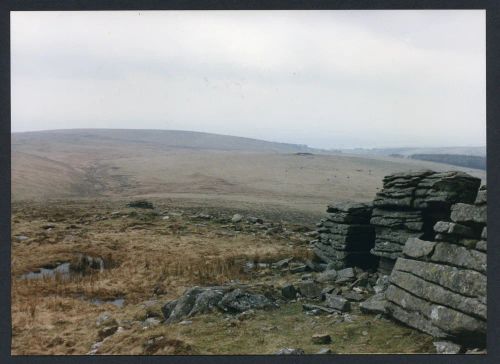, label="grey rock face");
[402,238,436,260]
[386,285,486,338]
[188,289,224,317]
[431,242,486,273]
[450,203,486,226]
[218,288,274,313]
[165,287,205,323]
[161,300,178,320]
[385,185,486,347]
[313,202,375,269]
[393,258,486,298]
[371,171,480,270]
[162,285,276,323]
[389,270,486,319]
